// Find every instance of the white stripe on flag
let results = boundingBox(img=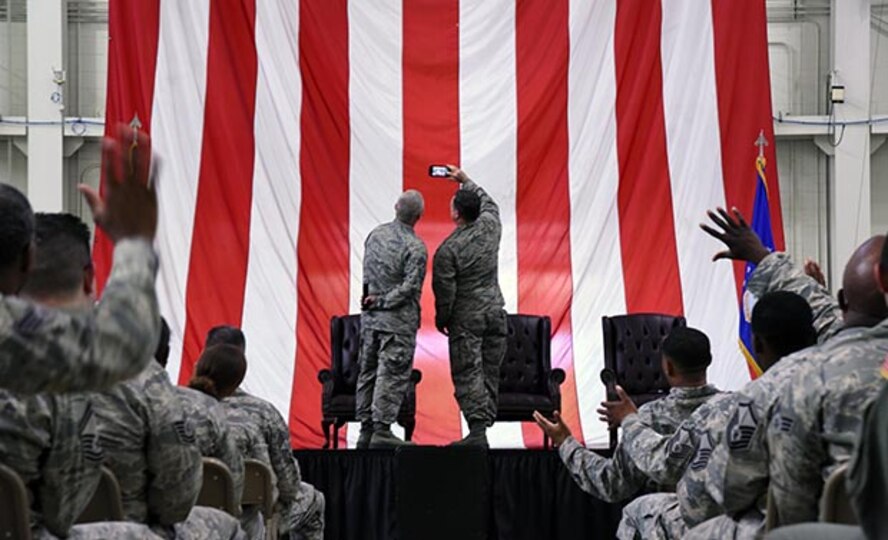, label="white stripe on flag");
[345,0,405,448]
[567,0,625,446]
[660,0,746,389]
[459,0,524,448]
[239,0,302,419]
[152,0,211,384]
